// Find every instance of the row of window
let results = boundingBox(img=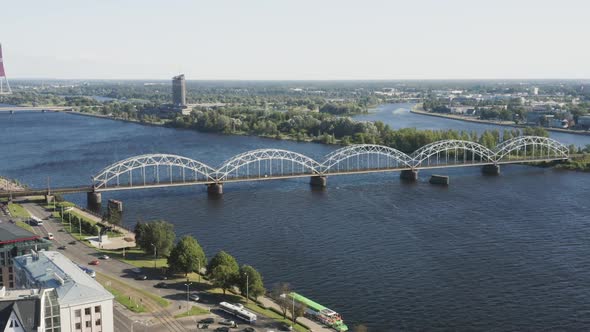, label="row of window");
[75,306,101,317]
[75,319,101,330]
[74,306,101,330]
